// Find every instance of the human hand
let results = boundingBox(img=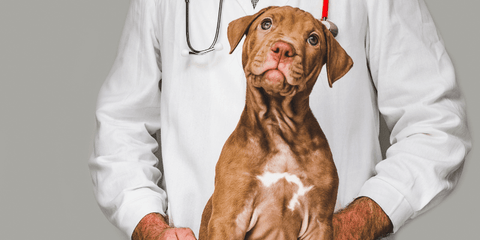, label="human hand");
[333,197,393,240]
[132,213,197,240]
